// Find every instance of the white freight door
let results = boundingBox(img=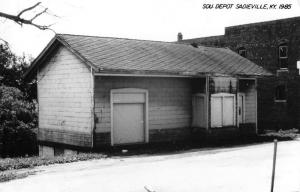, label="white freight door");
[113,103,145,144]
[211,93,235,127]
